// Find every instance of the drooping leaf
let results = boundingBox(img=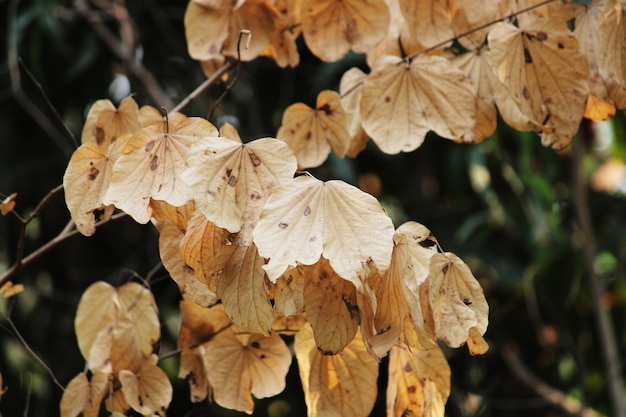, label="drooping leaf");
[299,0,390,62]
[277,90,350,169]
[217,244,274,335]
[150,200,196,233]
[253,174,395,288]
[398,0,454,49]
[81,96,140,152]
[184,0,231,61]
[261,0,302,67]
[182,134,297,244]
[105,116,218,223]
[119,358,172,417]
[294,322,378,417]
[360,55,476,154]
[598,0,626,88]
[428,252,489,348]
[60,371,109,417]
[387,342,450,417]
[339,67,370,157]
[451,0,500,50]
[302,257,359,355]
[272,266,305,318]
[1,193,17,215]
